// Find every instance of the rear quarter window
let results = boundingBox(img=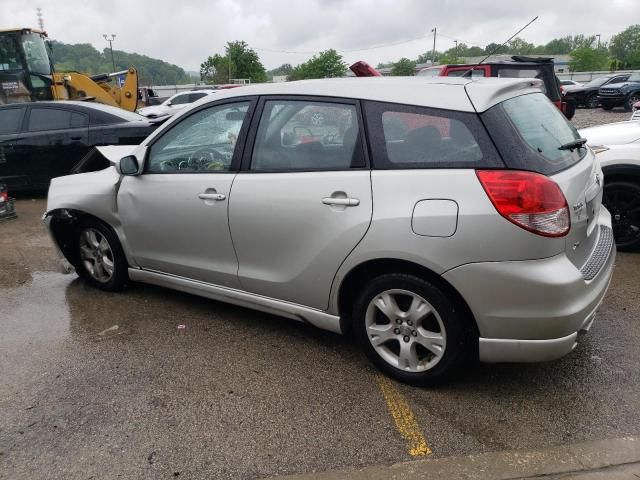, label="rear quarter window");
[482,93,586,175]
[364,101,503,169]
